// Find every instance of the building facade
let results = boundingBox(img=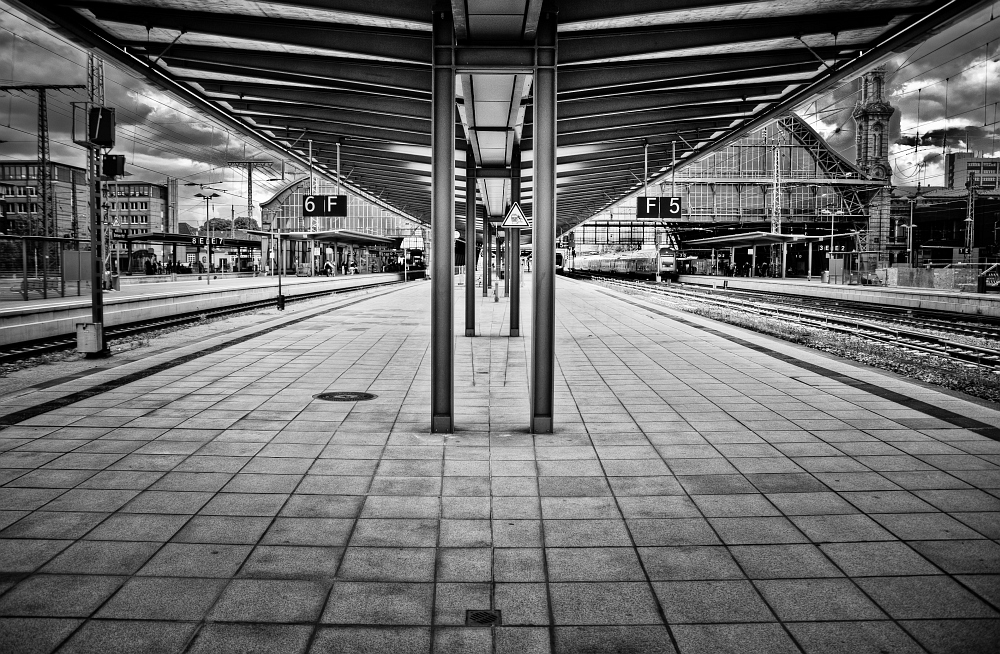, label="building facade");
[0,160,88,238]
[945,154,999,190]
[103,180,172,237]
